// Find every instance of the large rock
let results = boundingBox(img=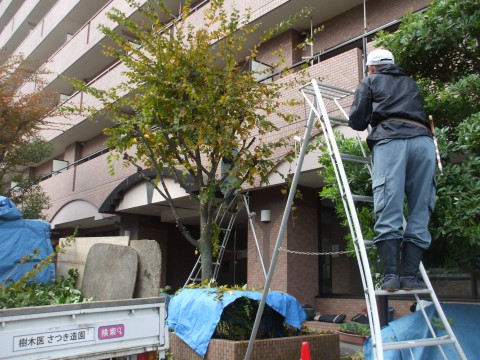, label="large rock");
[81,243,138,301]
[130,240,162,298]
[56,236,130,288]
